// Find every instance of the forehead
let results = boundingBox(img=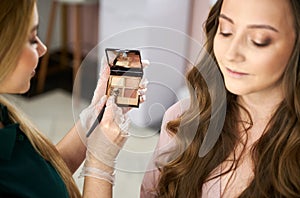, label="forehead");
[31,4,38,26]
[220,0,294,30]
